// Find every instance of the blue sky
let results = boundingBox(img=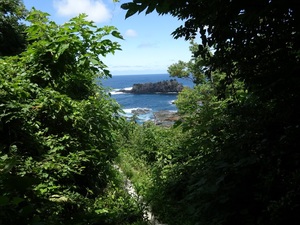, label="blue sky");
[23,0,192,75]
